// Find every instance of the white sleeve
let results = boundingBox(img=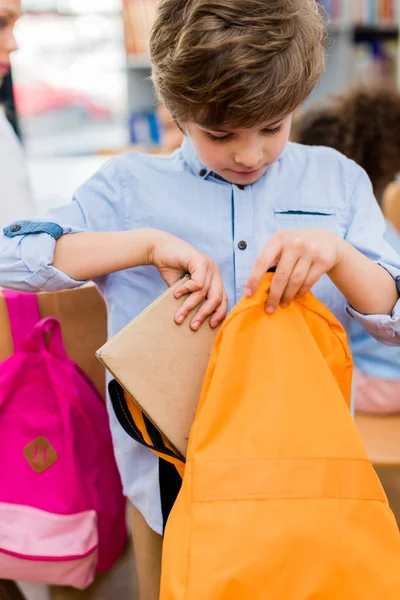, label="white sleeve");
[0,112,35,229]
